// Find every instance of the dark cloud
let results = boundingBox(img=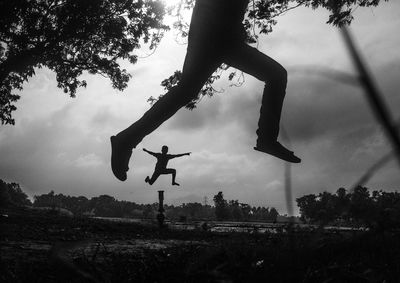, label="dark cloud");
[282,62,400,144]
